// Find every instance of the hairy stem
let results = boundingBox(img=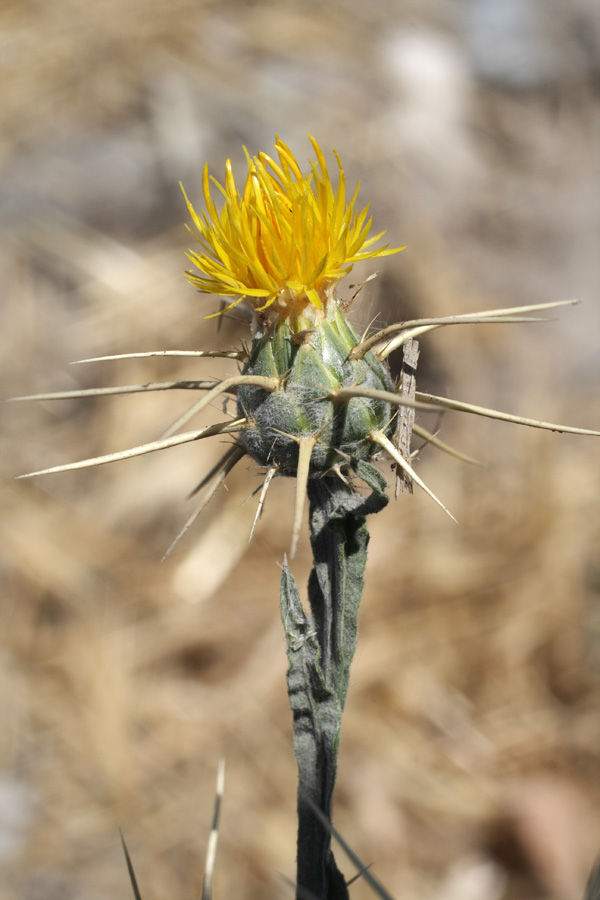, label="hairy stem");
[280,461,388,899]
